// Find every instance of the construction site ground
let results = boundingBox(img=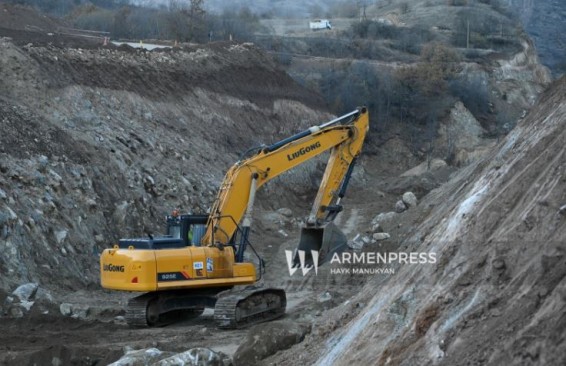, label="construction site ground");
[1,3,564,366]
